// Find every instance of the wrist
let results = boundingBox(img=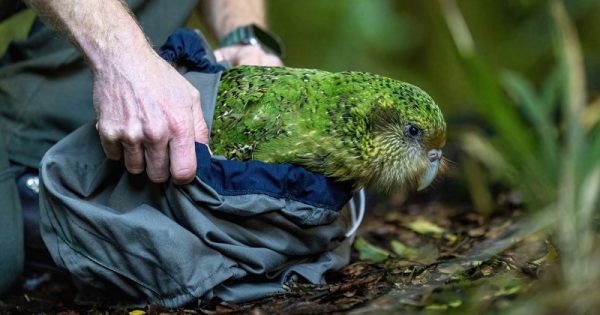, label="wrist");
[24,0,154,74]
[84,22,154,74]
